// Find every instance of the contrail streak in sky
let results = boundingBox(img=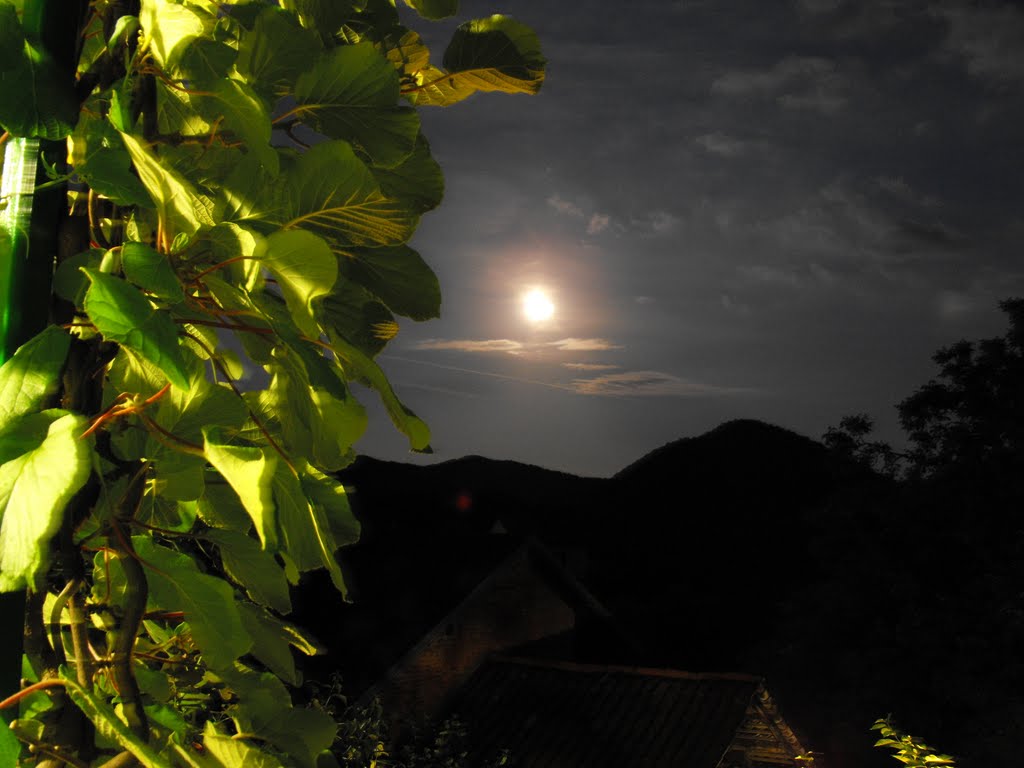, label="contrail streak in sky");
[380,354,575,393]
